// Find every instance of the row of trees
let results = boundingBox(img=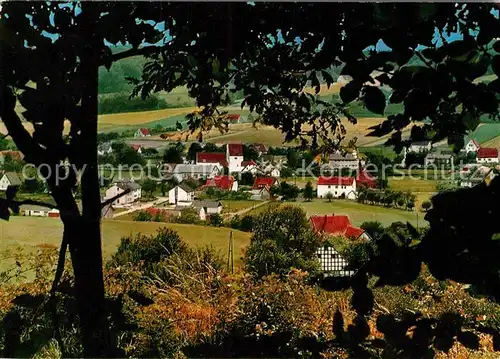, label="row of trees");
[357,185,416,211]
